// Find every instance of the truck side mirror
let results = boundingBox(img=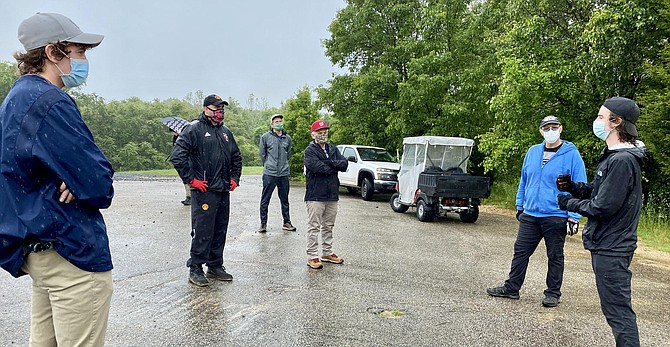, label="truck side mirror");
[347,156,357,163]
